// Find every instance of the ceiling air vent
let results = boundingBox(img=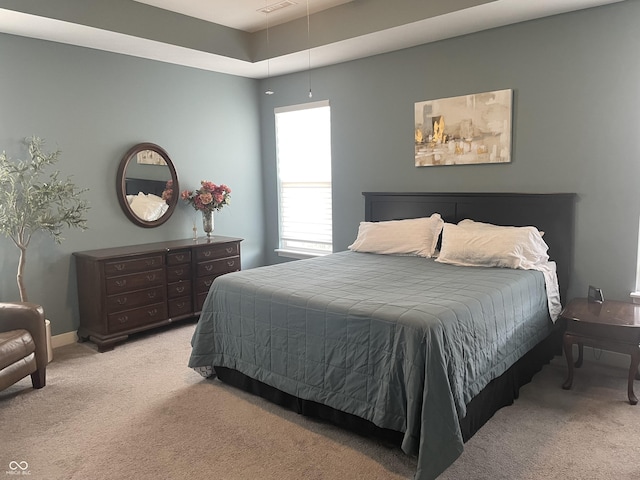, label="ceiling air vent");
[258,1,298,14]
